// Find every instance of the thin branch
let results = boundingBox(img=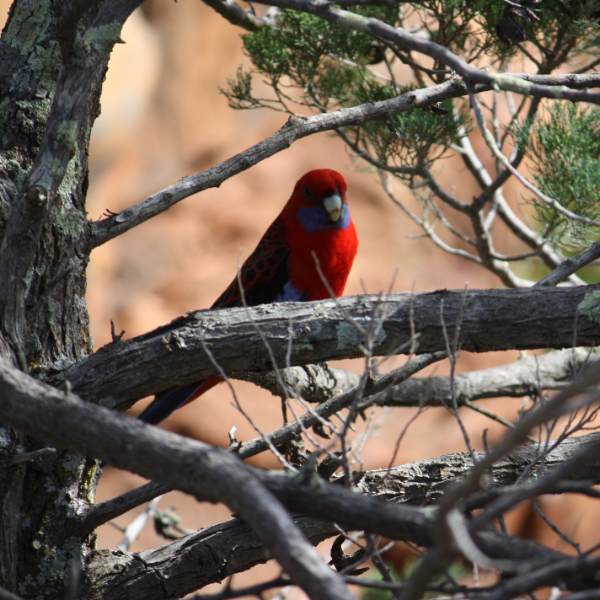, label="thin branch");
[201,0,267,30]
[463,399,536,443]
[235,352,447,463]
[575,56,600,74]
[87,79,481,249]
[117,495,164,551]
[87,72,600,250]
[468,85,600,228]
[470,435,600,532]
[382,176,483,264]
[531,499,581,555]
[536,239,600,287]
[3,447,57,466]
[455,119,583,284]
